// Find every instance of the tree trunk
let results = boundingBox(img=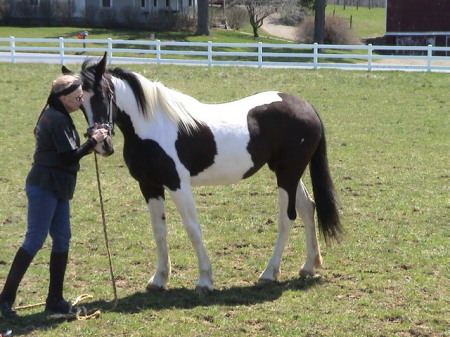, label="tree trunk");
[195,0,210,36]
[252,24,259,38]
[314,0,326,44]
